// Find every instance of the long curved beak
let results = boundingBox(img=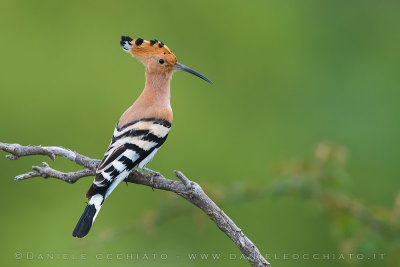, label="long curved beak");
[173,62,213,84]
